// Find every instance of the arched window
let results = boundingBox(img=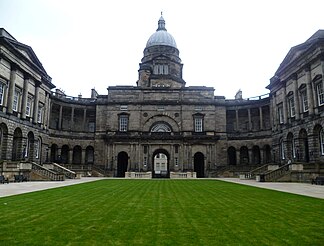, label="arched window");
[280,138,285,160]
[151,122,172,132]
[320,128,324,155]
